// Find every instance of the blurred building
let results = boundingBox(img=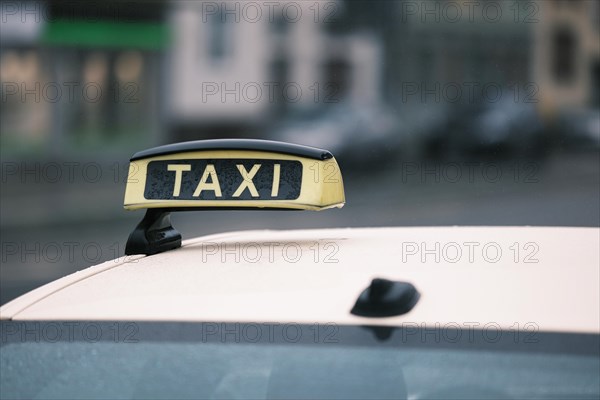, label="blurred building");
[386,1,532,109]
[372,0,599,146]
[166,0,383,140]
[1,0,598,157]
[1,0,384,151]
[1,1,167,158]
